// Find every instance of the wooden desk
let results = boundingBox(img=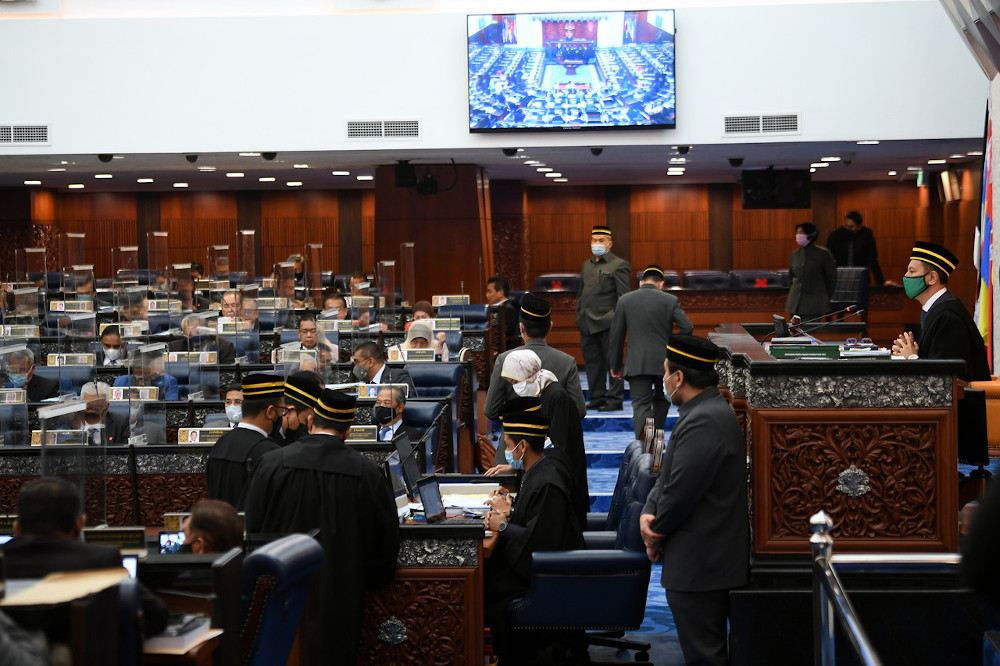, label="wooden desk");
[143,630,223,666]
